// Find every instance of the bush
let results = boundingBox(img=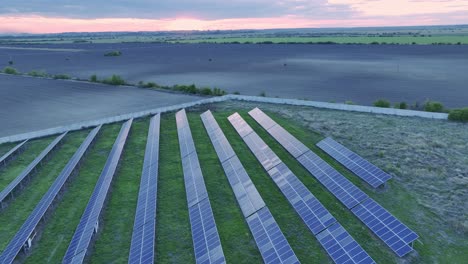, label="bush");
[102,75,126,85]
[104,50,122,57]
[373,99,391,108]
[200,87,213,95]
[424,101,444,112]
[345,101,355,105]
[28,70,48,77]
[3,66,18,74]
[233,91,240,95]
[142,82,159,88]
[448,108,468,122]
[90,74,98,82]
[259,91,266,97]
[53,74,71,80]
[394,102,408,109]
